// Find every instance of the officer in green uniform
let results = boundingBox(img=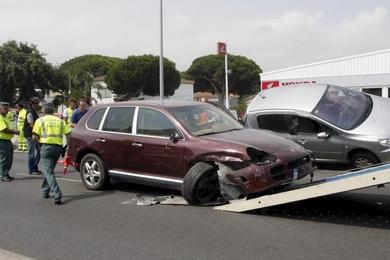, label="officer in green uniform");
[32,103,72,204]
[16,102,28,151]
[0,102,20,182]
